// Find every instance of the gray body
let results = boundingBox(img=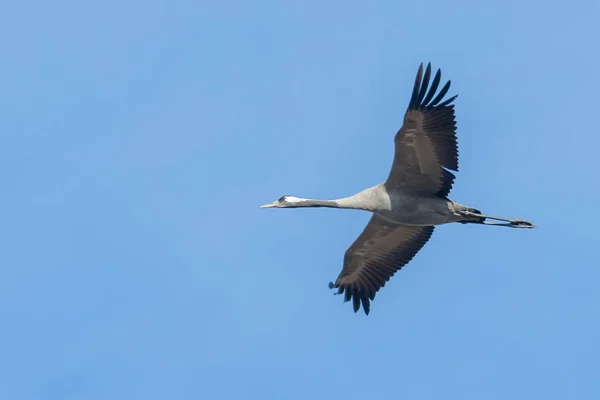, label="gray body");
[338,184,462,226]
[261,62,534,315]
